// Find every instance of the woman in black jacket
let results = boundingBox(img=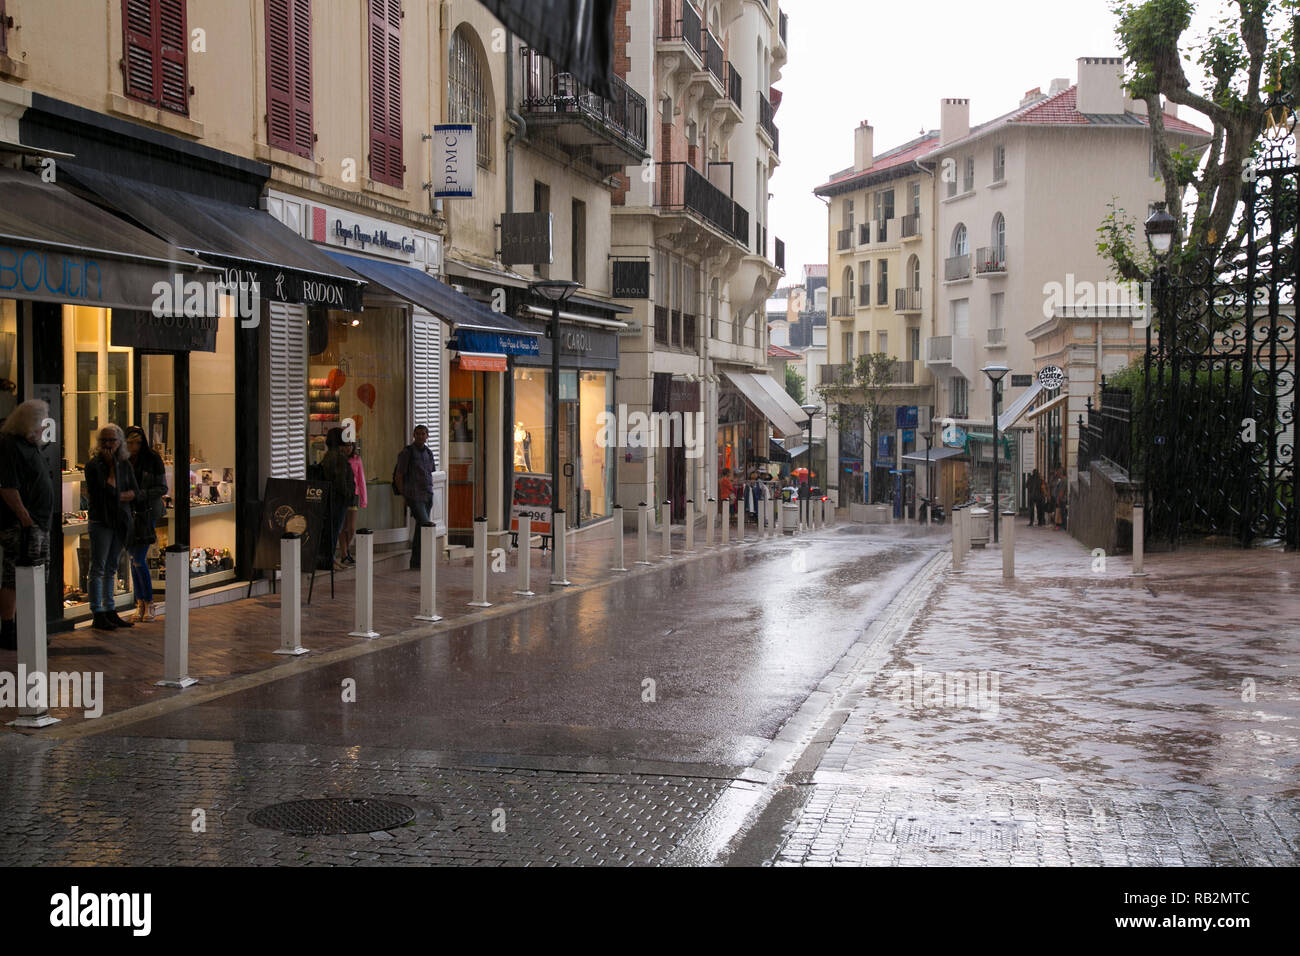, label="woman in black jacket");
[84,424,140,631]
[125,425,166,622]
[320,427,355,570]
